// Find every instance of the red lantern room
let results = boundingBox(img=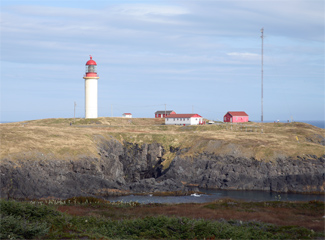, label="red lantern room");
[85,55,98,77]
